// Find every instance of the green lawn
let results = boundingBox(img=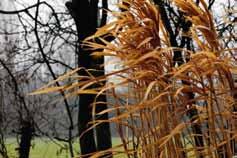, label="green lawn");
[5,137,123,158]
[4,137,203,158]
